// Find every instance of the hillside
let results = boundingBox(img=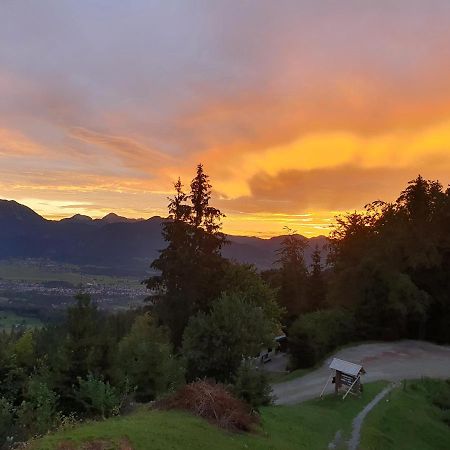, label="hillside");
[33,383,385,450]
[0,200,328,275]
[31,381,450,450]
